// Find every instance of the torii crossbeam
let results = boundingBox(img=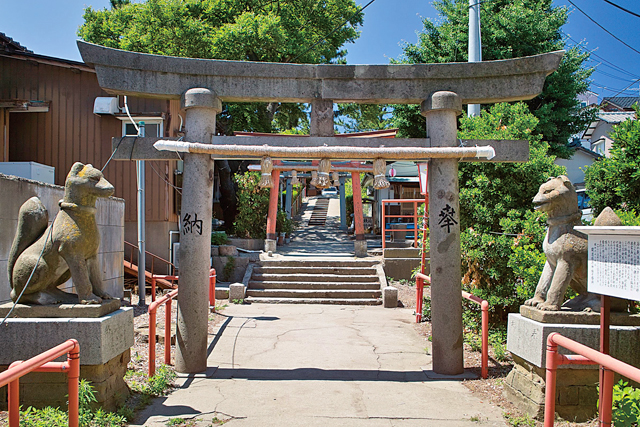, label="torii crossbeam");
[79,40,562,377]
